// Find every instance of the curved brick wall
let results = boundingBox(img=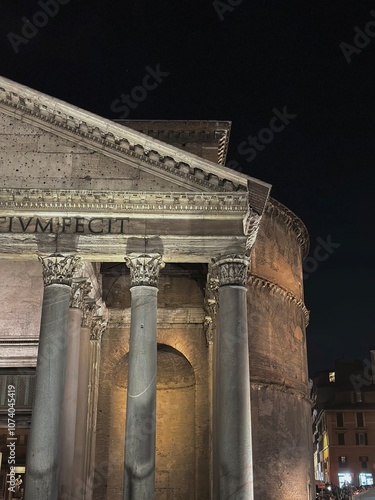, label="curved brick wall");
[249,205,314,500]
